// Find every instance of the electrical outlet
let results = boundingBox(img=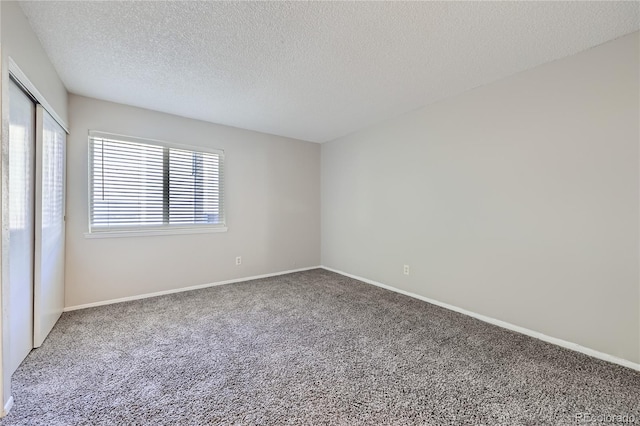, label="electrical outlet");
[403,265,410,275]
[235,256,242,265]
